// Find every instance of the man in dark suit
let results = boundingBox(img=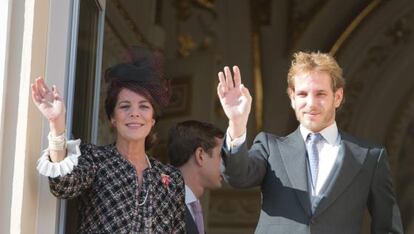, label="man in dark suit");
[216,51,403,233]
[168,120,224,234]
